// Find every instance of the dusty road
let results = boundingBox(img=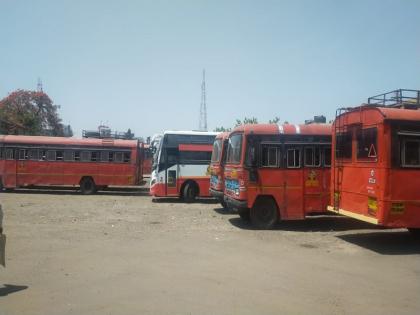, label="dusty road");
[0,189,420,315]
